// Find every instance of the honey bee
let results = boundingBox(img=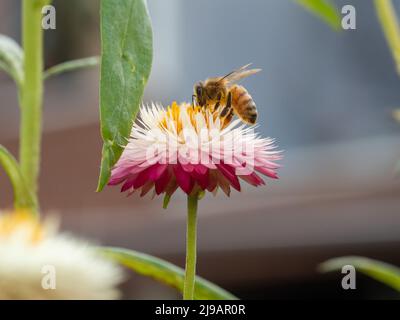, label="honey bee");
[193,63,261,125]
